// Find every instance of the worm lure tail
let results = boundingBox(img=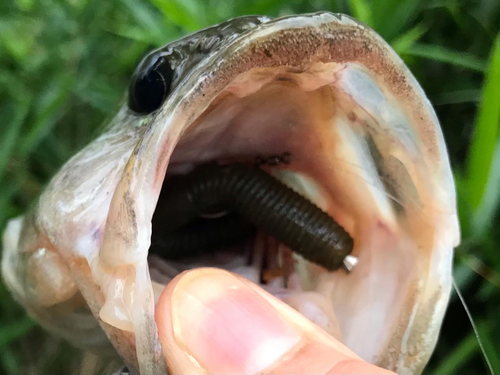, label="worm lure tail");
[152,162,354,271]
